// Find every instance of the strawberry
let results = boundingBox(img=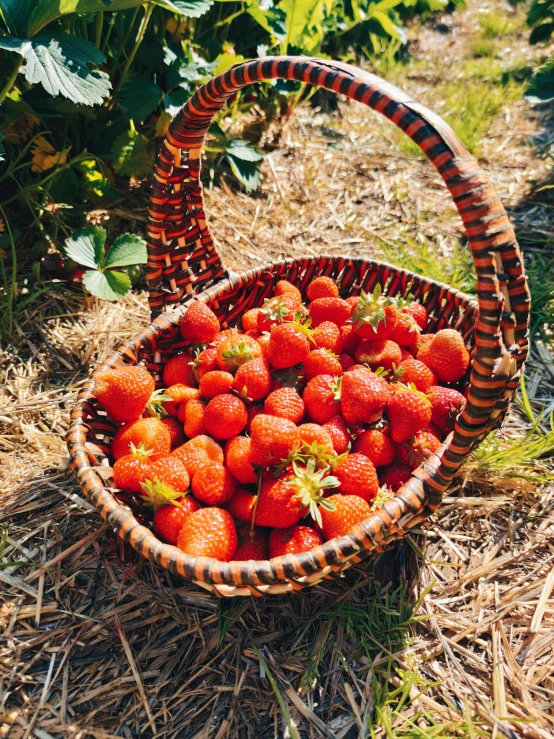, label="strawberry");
[161,417,186,448]
[162,353,196,388]
[216,335,262,372]
[250,414,300,466]
[354,339,402,372]
[180,302,220,343]
[245,329,262,340]
[171,435,223,476]
[303,348,343,380]
[204,394,247,439]
[333,453,378,501]
[397,430,441,470]
[153,496,200,545]
[147,456,190,492]
[417,329,470,383]
[303,374,341,424]
[269,366,306,394]
[246,404,264,431]
[340,323,361,355]
[267,324,310,369]
[164,384,199,418]
[340,368,390,425]
[257,296,296,331]
[349,285,399,341]
[393,358,436,393]
[269,525,323,557]
[428,386,466,435]
[386,387,432,443]
[308,297,351,328]
[211,328,243,348]
[199,370,234,398]
[264,387,305,424]
[112,418,171,461]
[306,276,339,301]
[313,321,343,353]
[320,495,371,540]
[94,365,154,423]
[113,443,152,492]
[298,423,334,451]
[274,279,302,307]
[339,354,356,371]
[242,307,262,332]
[192,461,236,505]
[404,302,428,329]
[323,415,351,454]
[225,436,258,484]
[233,357,271,401]
[257,333,270,360]
[389,311,421,350]
[177,507,237,561]
[184,398,206,437]
[353,428,395,467]
[226,490,257,523]
[191,346,218,382]
[378,460,411,491]
[233,525,269,560]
